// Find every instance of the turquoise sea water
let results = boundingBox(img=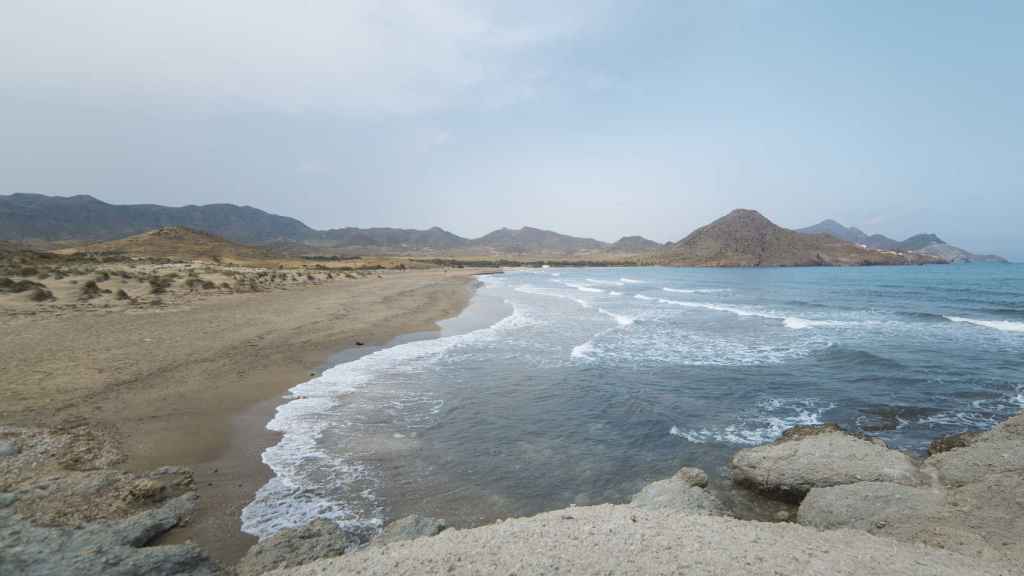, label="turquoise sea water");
[242,264,1024,538]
